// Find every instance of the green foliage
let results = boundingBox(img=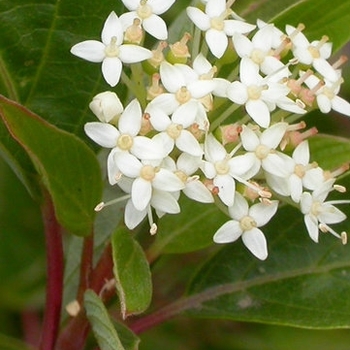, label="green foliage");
[112,227,152,318]
[0,96,102,236]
